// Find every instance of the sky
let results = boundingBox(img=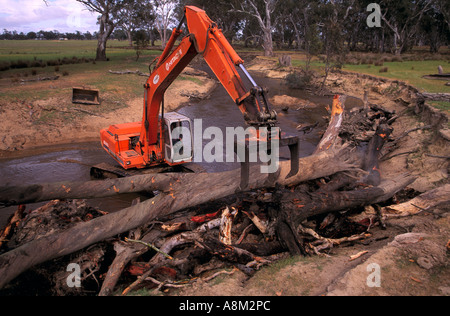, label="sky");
[0,0,100,34]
